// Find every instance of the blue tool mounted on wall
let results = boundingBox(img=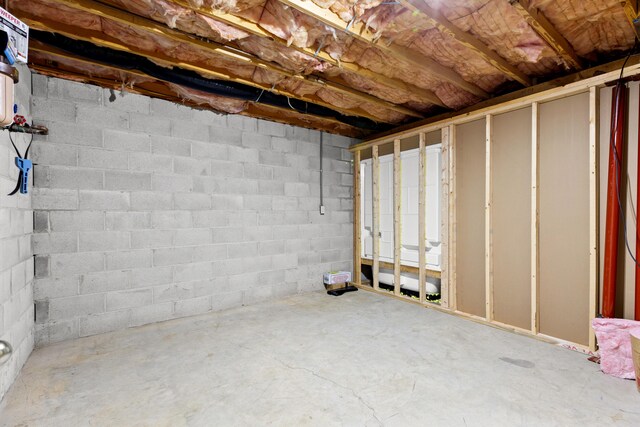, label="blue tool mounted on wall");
[7,122,35,196]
